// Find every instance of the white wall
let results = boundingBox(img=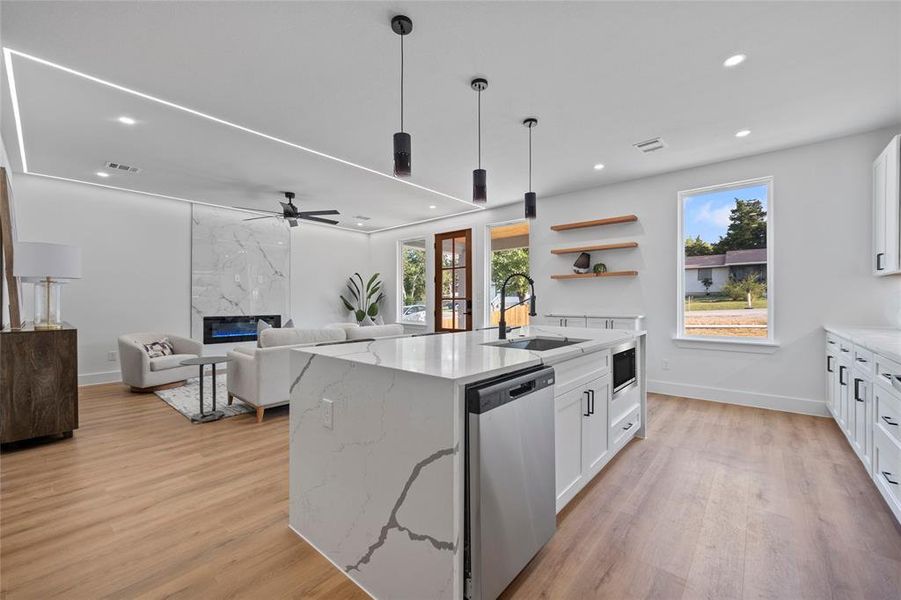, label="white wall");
[13,174,192,384]
[369,204,523,333]
[289,224,370,327]
[370,127,901,415]
[12,174,368,383]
